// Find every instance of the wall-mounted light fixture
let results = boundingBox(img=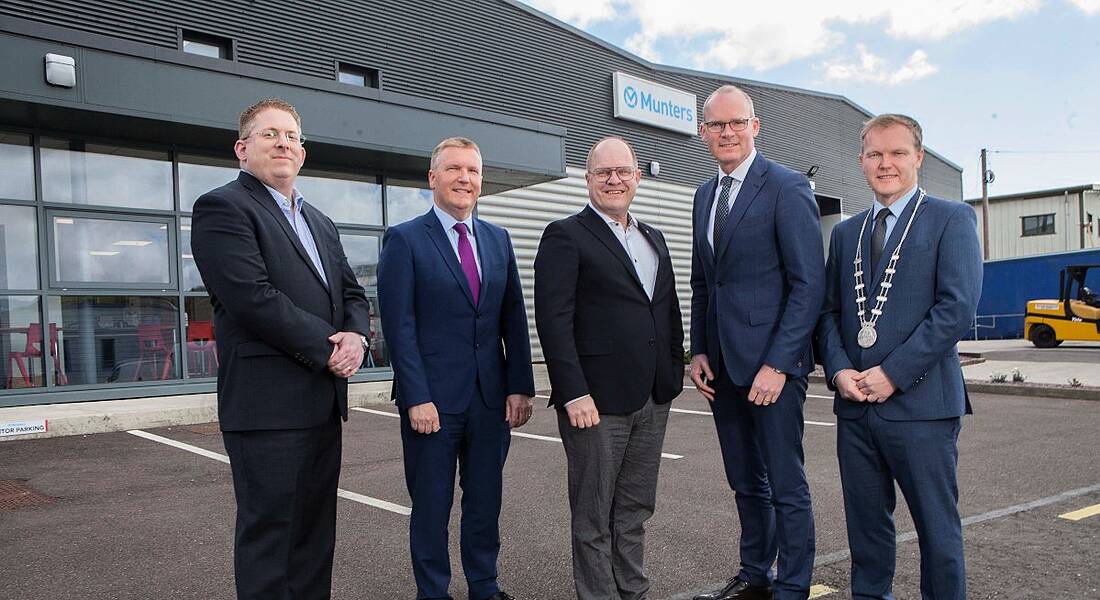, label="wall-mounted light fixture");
[45,53,76,88]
